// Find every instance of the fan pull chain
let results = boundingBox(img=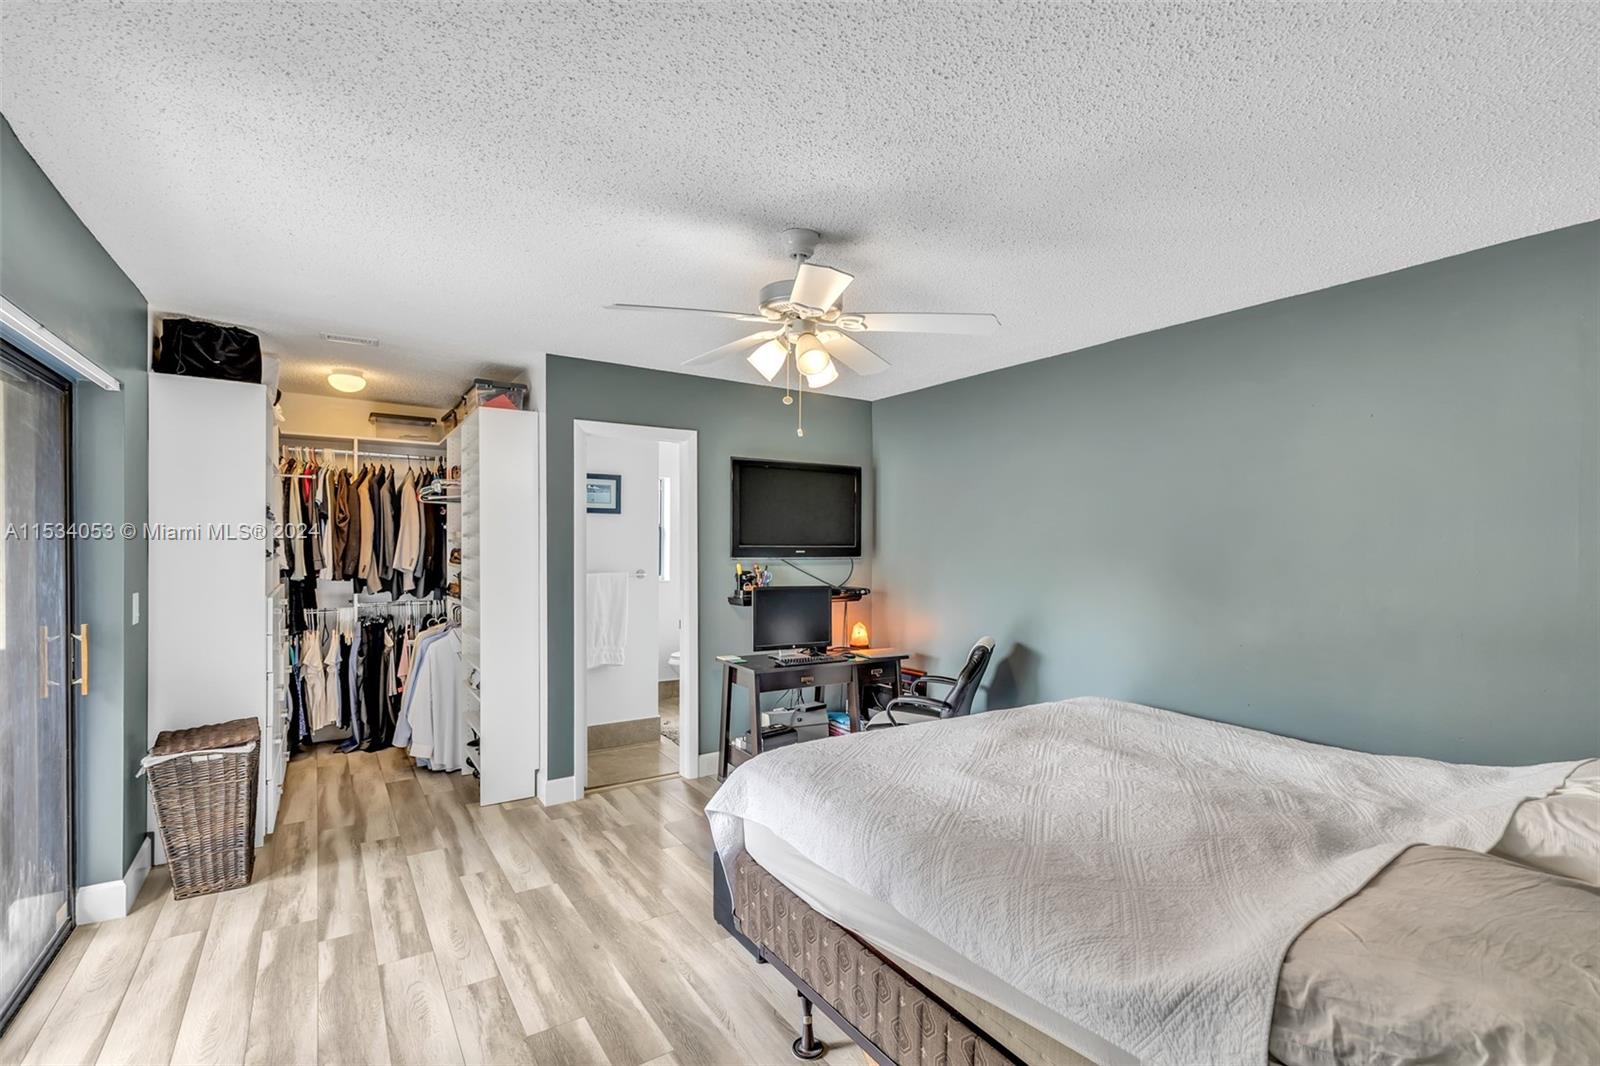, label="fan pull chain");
[783,343,794,406]
[796,373,805,437]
